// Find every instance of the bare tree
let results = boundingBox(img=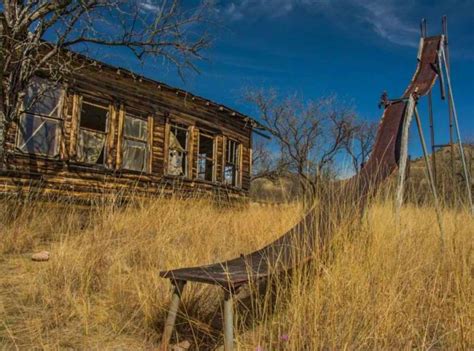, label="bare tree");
[343,120,377,172]
[251,138,288,181]
[0,0,212,166]
[245,88,356,199]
